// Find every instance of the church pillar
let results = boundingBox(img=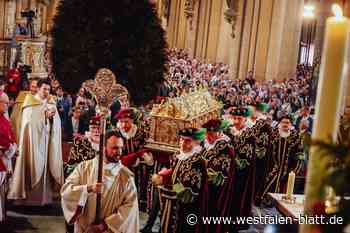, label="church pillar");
[41,5,47,34]
[194,0,212,60]
[236,0,274,81]
[235,0,303,81]
[313,1,329,63]
[0,0,5,39]
[15,0,22,20]
[22,0,30,10]
[227,0,246,79]
[216,3,232,64]
[276,0,303,80]
[265,0,288,80]
[29,0,37,9]
[184,0,200,57]
[156,0,163,17]
[166,0,187,49]
[205,0,224,62]
[46,0,60,32]
[194,0,225,62]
